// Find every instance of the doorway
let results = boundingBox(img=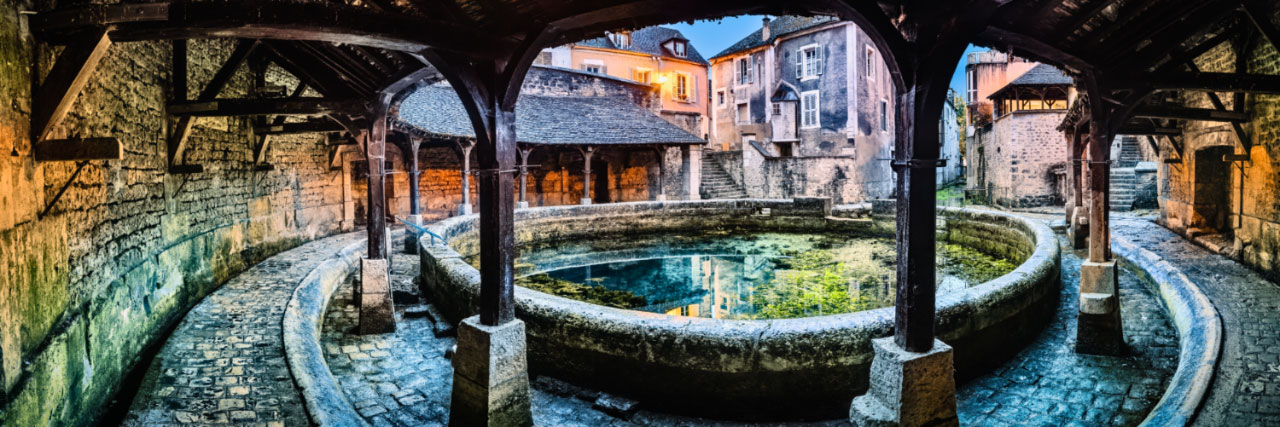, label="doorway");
[1192,146,1234,235]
